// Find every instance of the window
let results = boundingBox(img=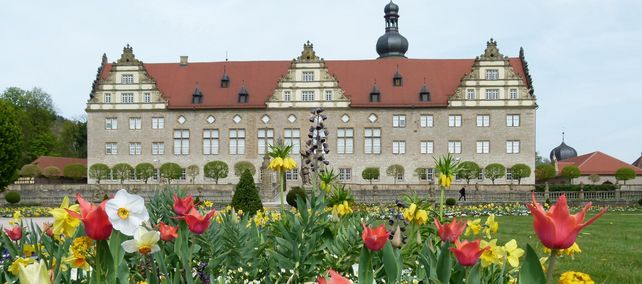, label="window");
[325,90,333,101]
[229,129,246,155]
[509,88,518,99]
[506,140,520,154]
[285,169,299,180]
[364,128,381,154]
[301,91,315,101]
[105,118,117,130]
[485,69,499,80]
[448,141,462,154]
[370,92,380,102]
[151,117,164,129]
[104,93,111,103]
[203,129,220,155]
[180,169,187,181]
[485,89,499,100]
[284,128,300,154]
[339,168,352,181]
[420,141,434,154]
[476,141,490,154]
[506,115,520,127]
[506,169,513,181]
[238,93,248,103]
[476,115,490,127]
[173,129,190,155]
[337,128,354,154]
[302,71,314,81]
[129,142,142,155]
[105,143,118,155]
[420,115,433,128]
[144,92,151,103]
[121,93,134,103]
[418,168,434,181]
[152,142,165,155]
[258,129,274,155]
[392,141,406,154]
[121,74,134,84]
[466,89,476,100]
[283,91,291,101]
[392,115,406,128]
[448,115,462,127]
[129,118,141,130]
[478,172,484,181]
